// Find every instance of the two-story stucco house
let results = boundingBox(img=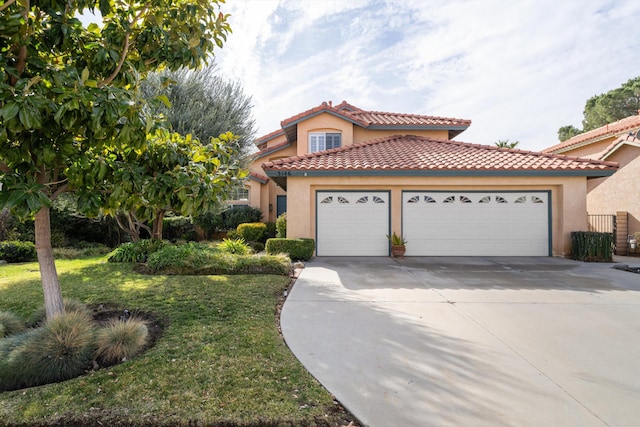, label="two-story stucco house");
[240,101,617,257]
[543,112,640,254]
